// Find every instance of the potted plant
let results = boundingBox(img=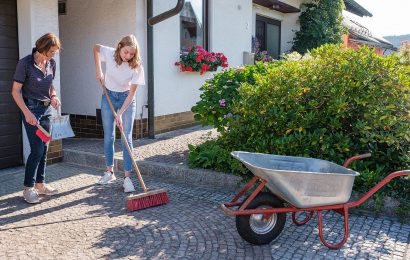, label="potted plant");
[175,45,228,75]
